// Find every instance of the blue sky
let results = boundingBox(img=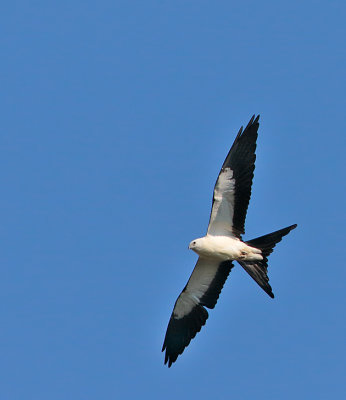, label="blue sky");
[1,1,345,399]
